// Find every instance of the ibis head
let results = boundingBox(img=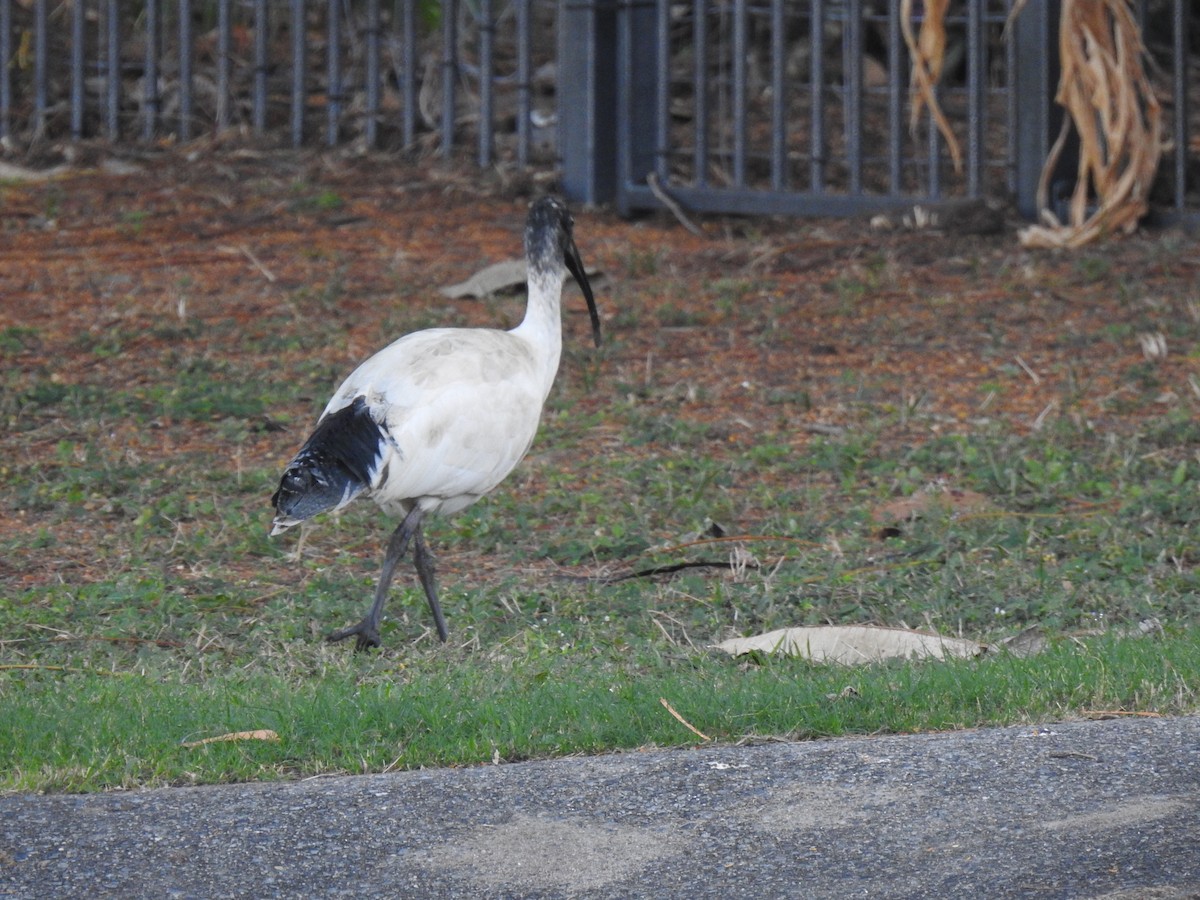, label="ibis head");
[526,196,602,348]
